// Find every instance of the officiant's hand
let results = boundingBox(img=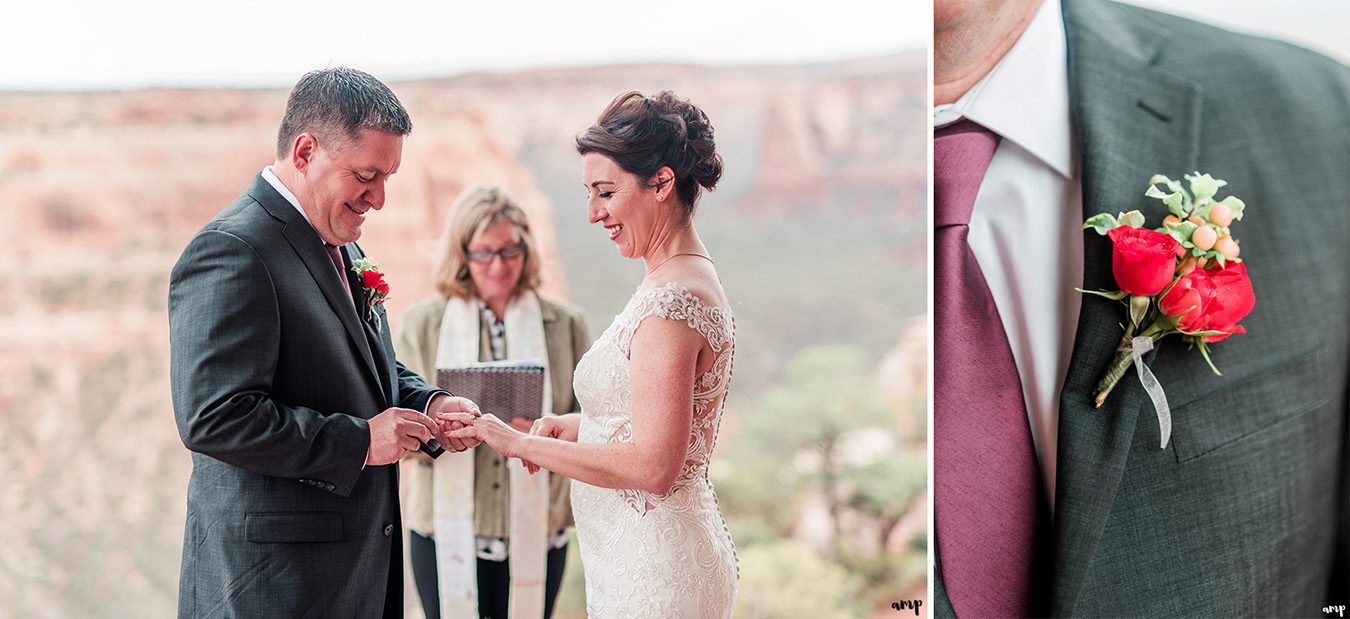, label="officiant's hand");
[366,407,440,466]
[427,394,482,452]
